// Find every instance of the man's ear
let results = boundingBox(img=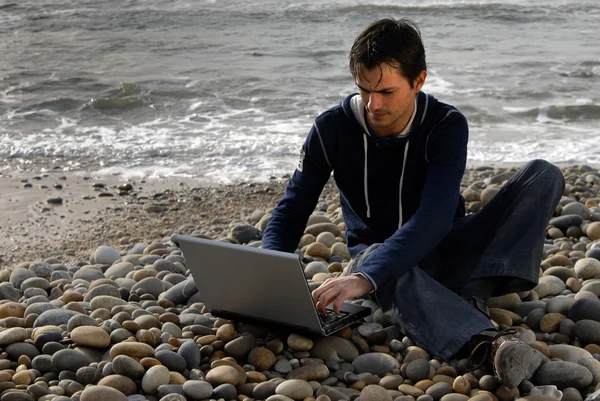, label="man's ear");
[413,70,427,92]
